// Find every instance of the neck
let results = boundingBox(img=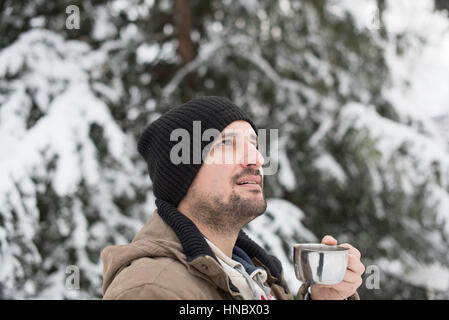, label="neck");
[177,201,240,258]
[195,224,239,258]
